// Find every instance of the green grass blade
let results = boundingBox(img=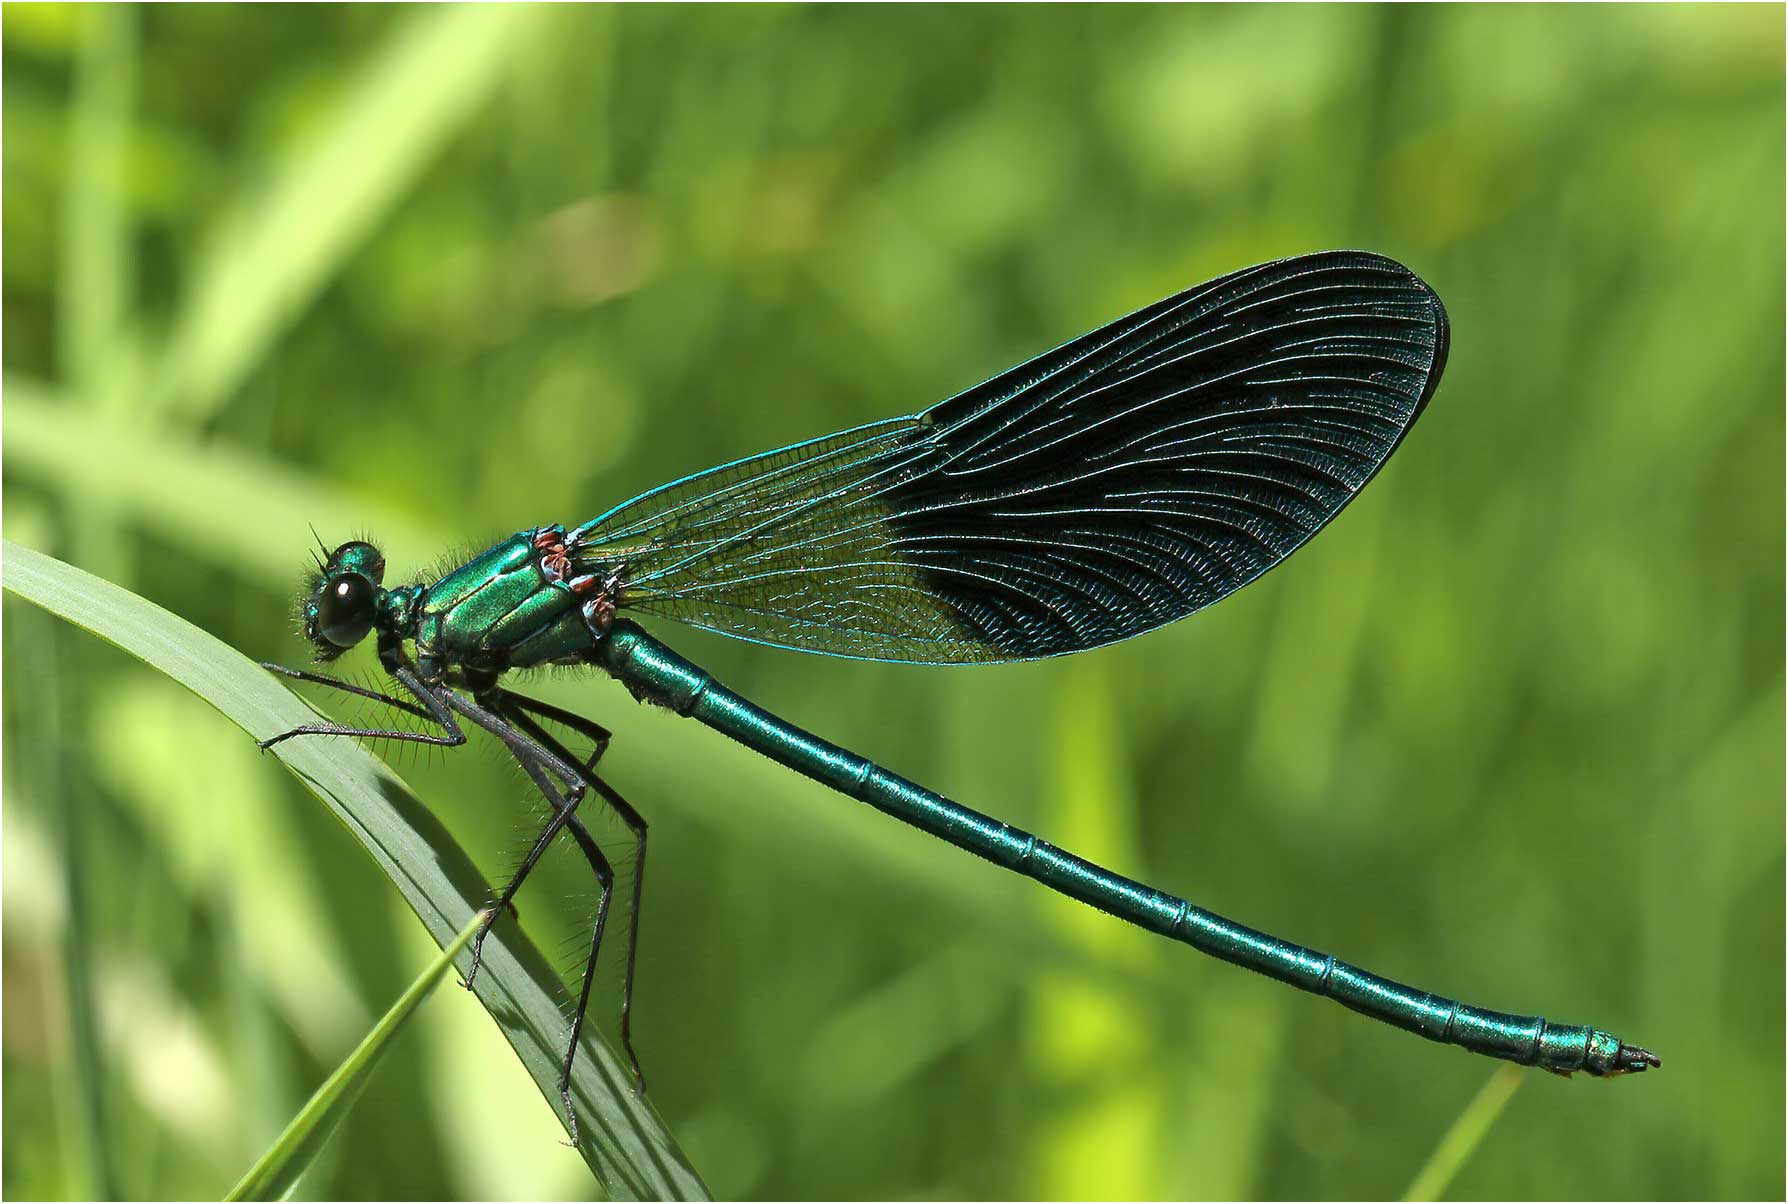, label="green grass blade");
[8,603,117,1199]
[148,5,545,422]
[1401,1064,1524,1202]
[60,4,135,404]
[0,540,710,1202]
[227,908,489,1201]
